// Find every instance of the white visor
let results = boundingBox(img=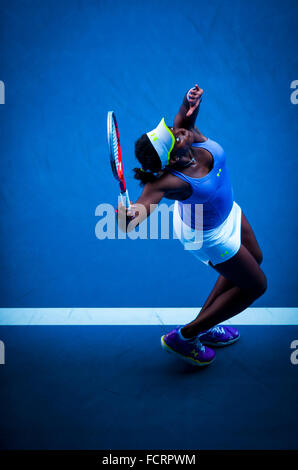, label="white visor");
[146,118,175,169]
